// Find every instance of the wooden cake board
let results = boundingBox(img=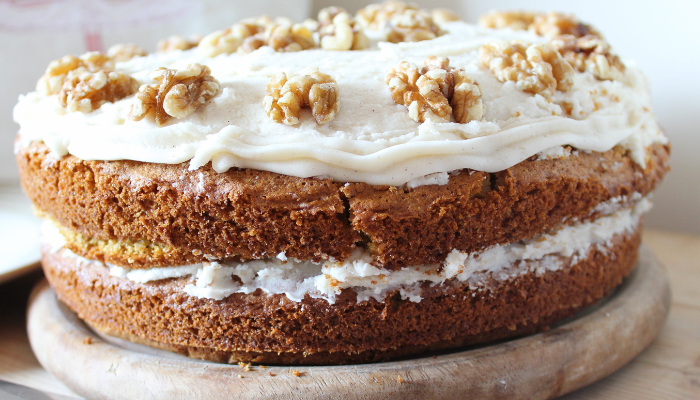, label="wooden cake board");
[26,246,671,400]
